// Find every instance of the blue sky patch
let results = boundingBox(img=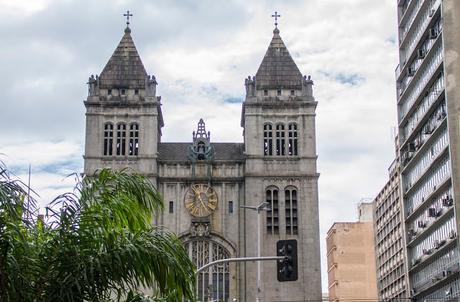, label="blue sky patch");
[224,97,243,104]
